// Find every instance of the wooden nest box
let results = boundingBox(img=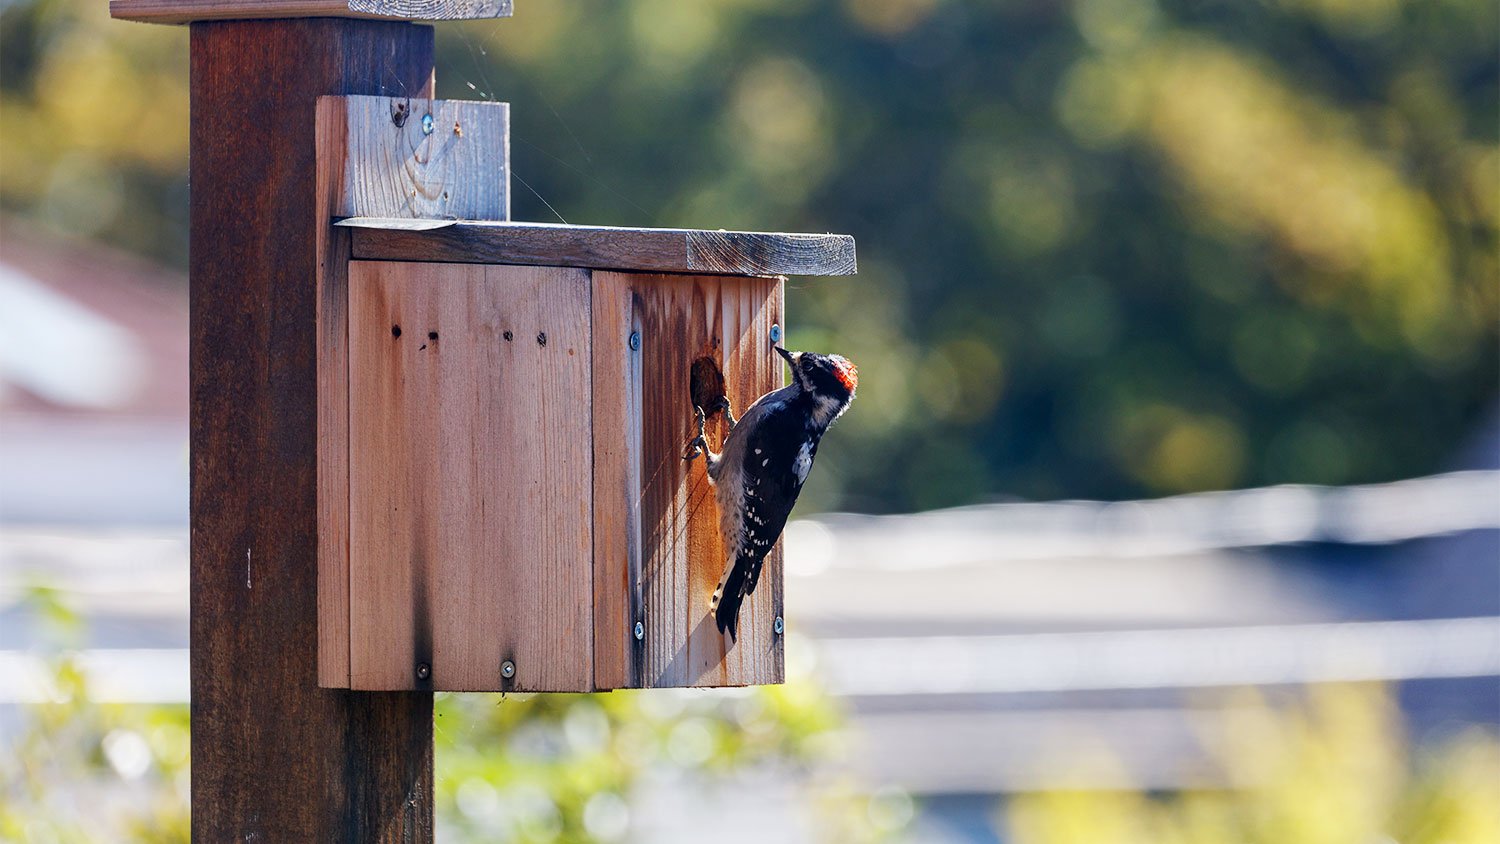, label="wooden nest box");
[307,96,855,692]
[112,0,853,696]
